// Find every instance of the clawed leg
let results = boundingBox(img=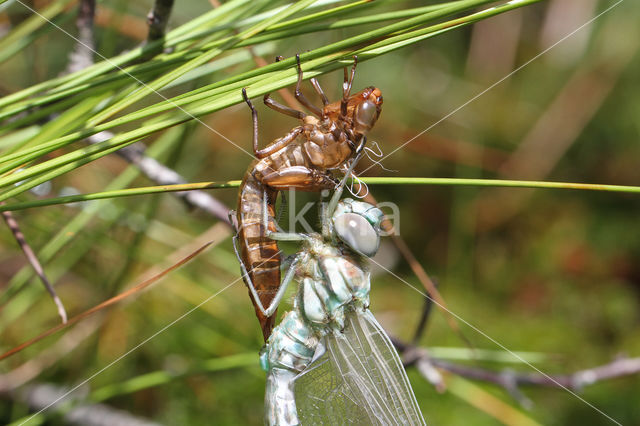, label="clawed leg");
[294,54,322,117]
[262,189,310,242]
[262,55,307,120]
[263,94,306,120]
[340,56,358,118]
[242,88,304,159]
[310,77,329,107]
[263,54,326,119]
[242,87,262,157]
[232,234,301,317]
[228,209,237,232]
[281,254,297,270]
